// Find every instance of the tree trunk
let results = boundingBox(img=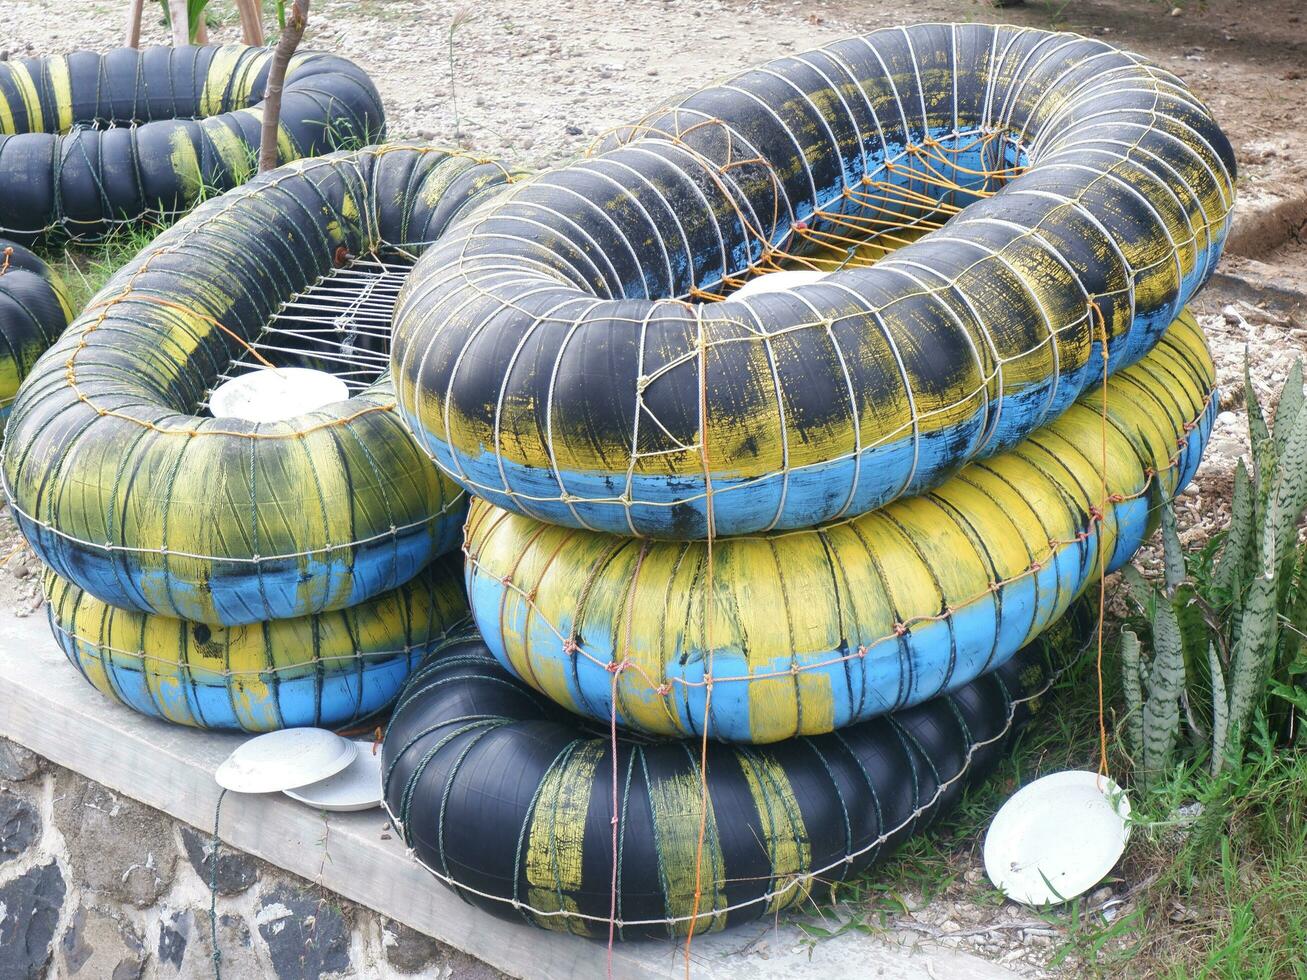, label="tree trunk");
[168,0,189,45]
[258,0,310,174]
[235,0,265,46]
[125,0,145,47]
